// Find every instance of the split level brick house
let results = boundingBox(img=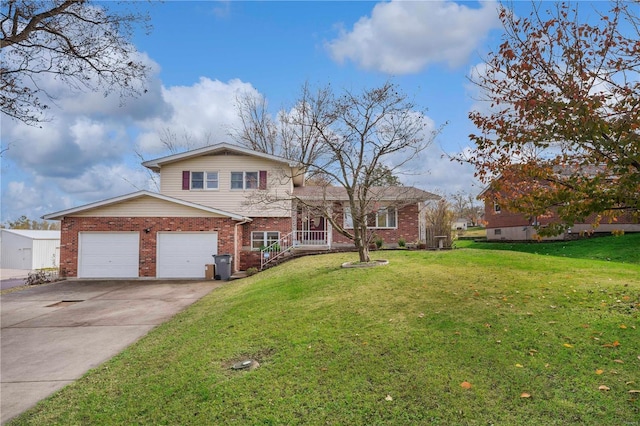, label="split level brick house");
[480,178,640,241]
[44,143,439,279]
